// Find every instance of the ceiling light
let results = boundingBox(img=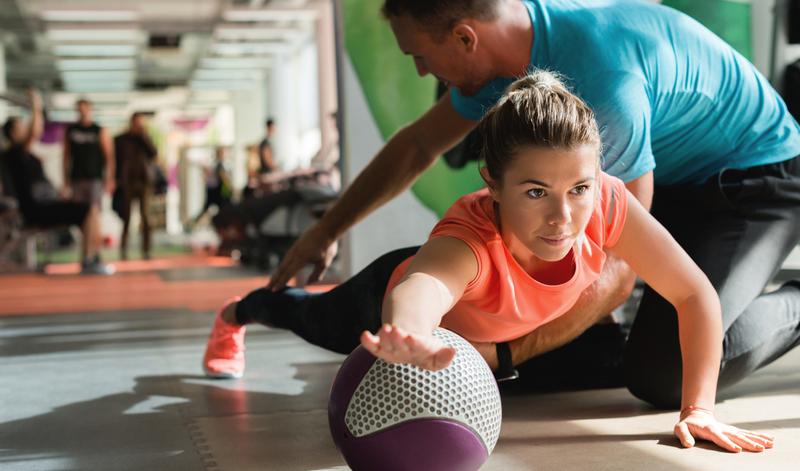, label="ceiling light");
[53,44,138,57]
[199,57,272,69]
[210,41,290,56]
[47,28,143,42]
[222,8,317,22]
[57,59,136,71]
[214,25,308,41]
[61,71,135,83]
[41,10,140,22]
[194,69,264,80]
[64,81,134,93]
[189,80,258,91]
